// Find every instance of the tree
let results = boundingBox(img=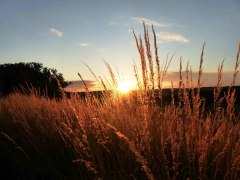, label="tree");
[0,62,71,98]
